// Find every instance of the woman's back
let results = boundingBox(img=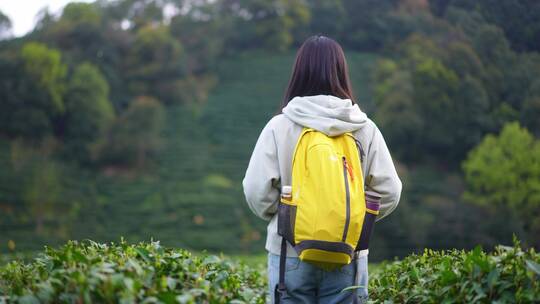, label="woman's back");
[242,35,402,304]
